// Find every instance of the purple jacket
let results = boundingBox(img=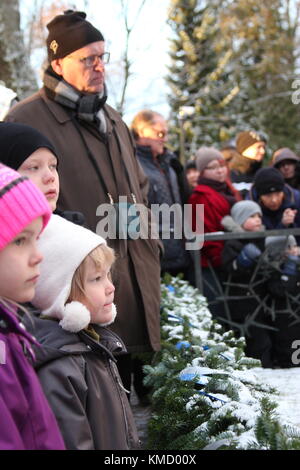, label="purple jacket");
[0,303,65,450]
